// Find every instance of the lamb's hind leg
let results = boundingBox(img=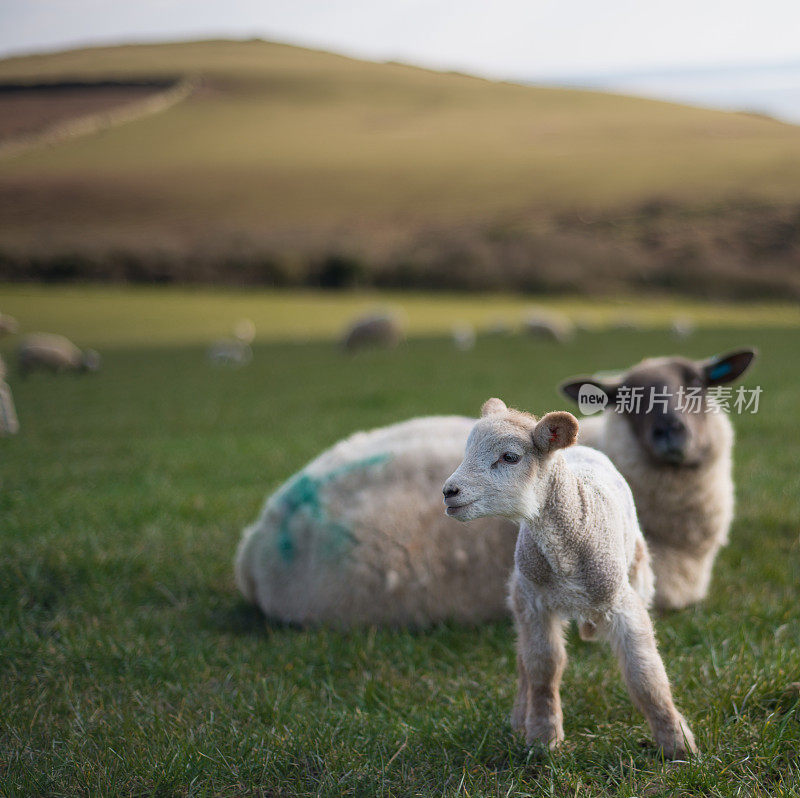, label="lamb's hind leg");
[511,652,530,734]
[606,589,697,758]
[510,579,567,748]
